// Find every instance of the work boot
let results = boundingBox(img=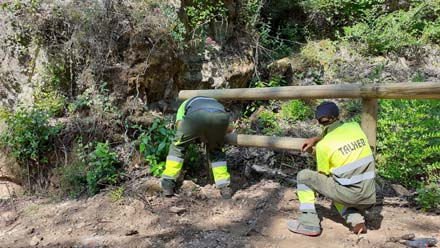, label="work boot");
[287,219,321,237]
[219,186,232,199]
[161,178,175,197]
[352,222,367,234]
